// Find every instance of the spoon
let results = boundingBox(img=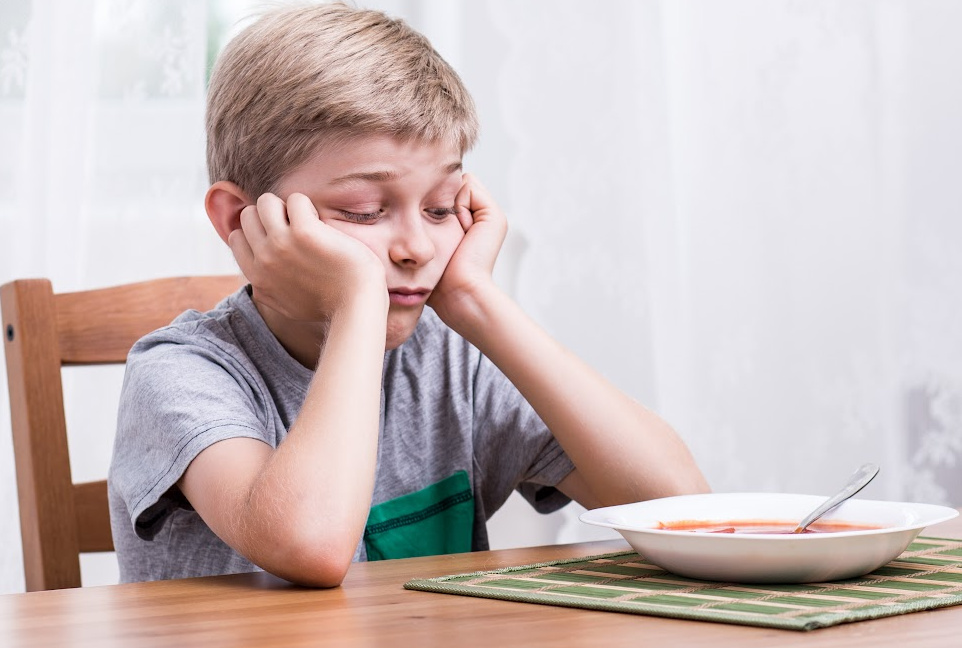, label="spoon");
[793,463,880,534]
